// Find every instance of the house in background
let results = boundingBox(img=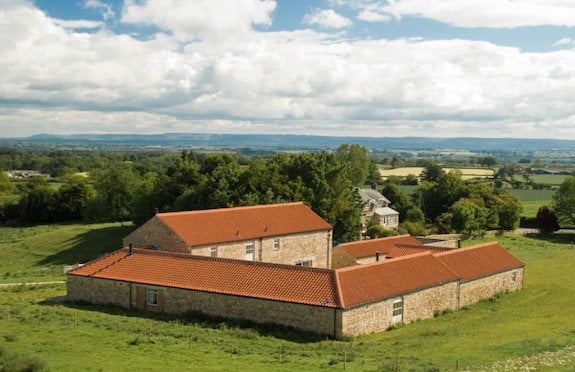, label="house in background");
[358,188,400,231]
[122,202,333,269]
[67,242,524,338]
